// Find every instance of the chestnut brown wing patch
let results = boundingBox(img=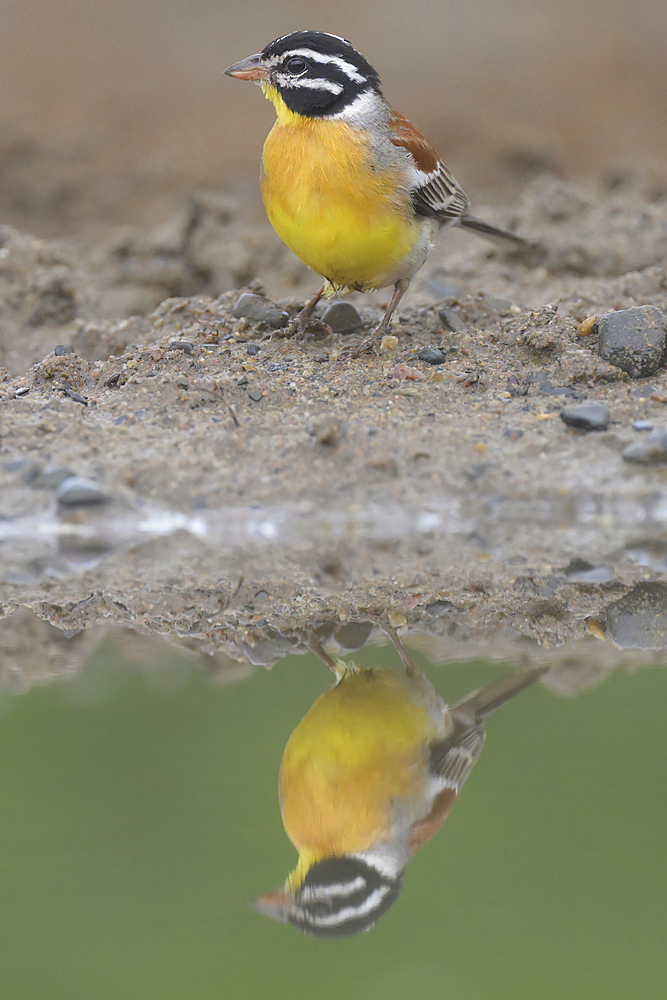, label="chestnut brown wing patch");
[389,110,470,223]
